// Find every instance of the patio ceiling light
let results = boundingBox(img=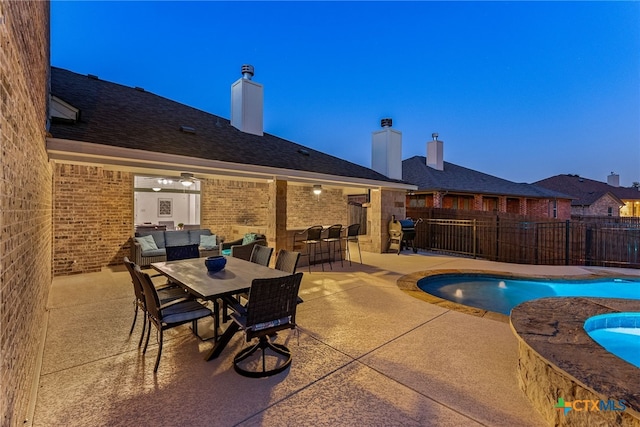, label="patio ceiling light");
[152,187,161,192]
[313,185,322,195]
